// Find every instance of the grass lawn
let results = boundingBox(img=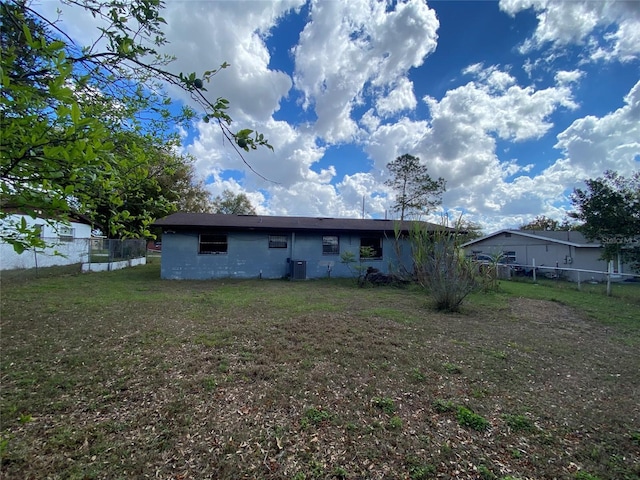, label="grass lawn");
[1,263,639,479]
